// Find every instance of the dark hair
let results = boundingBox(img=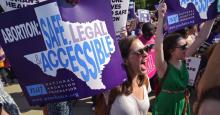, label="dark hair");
[194,86,220,114]
[141,22,155,38]
[174,28,189,38]
[118,36,136,59]
[163,33,183,62]
[107,36,149,114]
[118,36,148,95]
